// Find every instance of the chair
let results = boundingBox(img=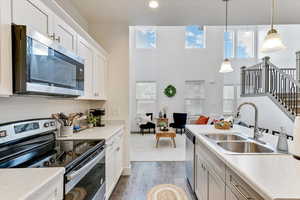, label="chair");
[139,113,156,135]
[170,113,187,134]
